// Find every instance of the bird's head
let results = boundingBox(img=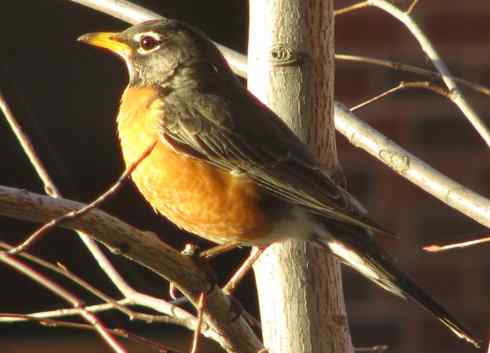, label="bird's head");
[78,19,229,87]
